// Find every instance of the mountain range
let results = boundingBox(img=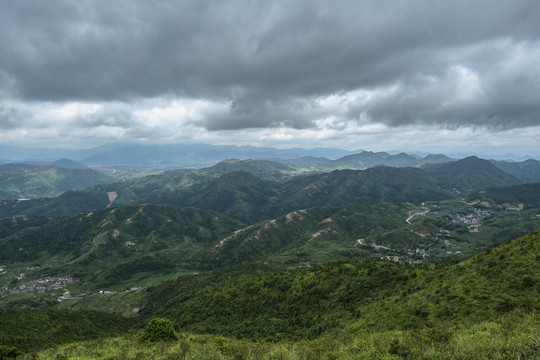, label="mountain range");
[0,156,511,219]
[2,142,539,169]
[0,146,538,358]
